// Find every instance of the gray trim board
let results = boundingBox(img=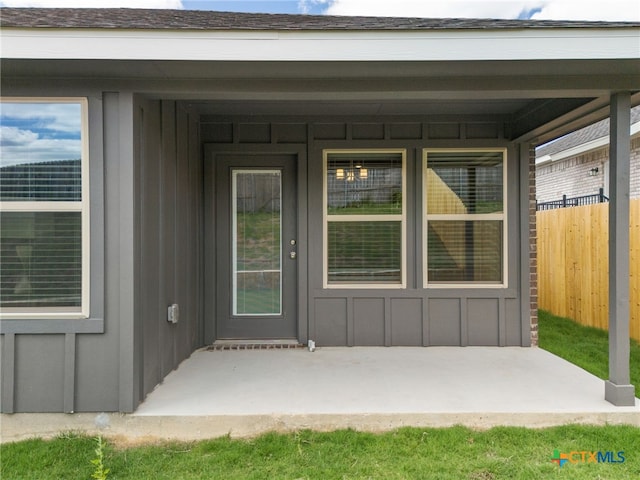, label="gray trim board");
[1,333,15,413]
[421,299,430,346]
[297,142,310,344]
[498,297,507,347]
[384,297,392,347]
[63,333,76,413]
[0,319,104,334]
[107,91,137,413]
[346,297,354,347]
[311,289,519,299]
[460,298,469,347]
